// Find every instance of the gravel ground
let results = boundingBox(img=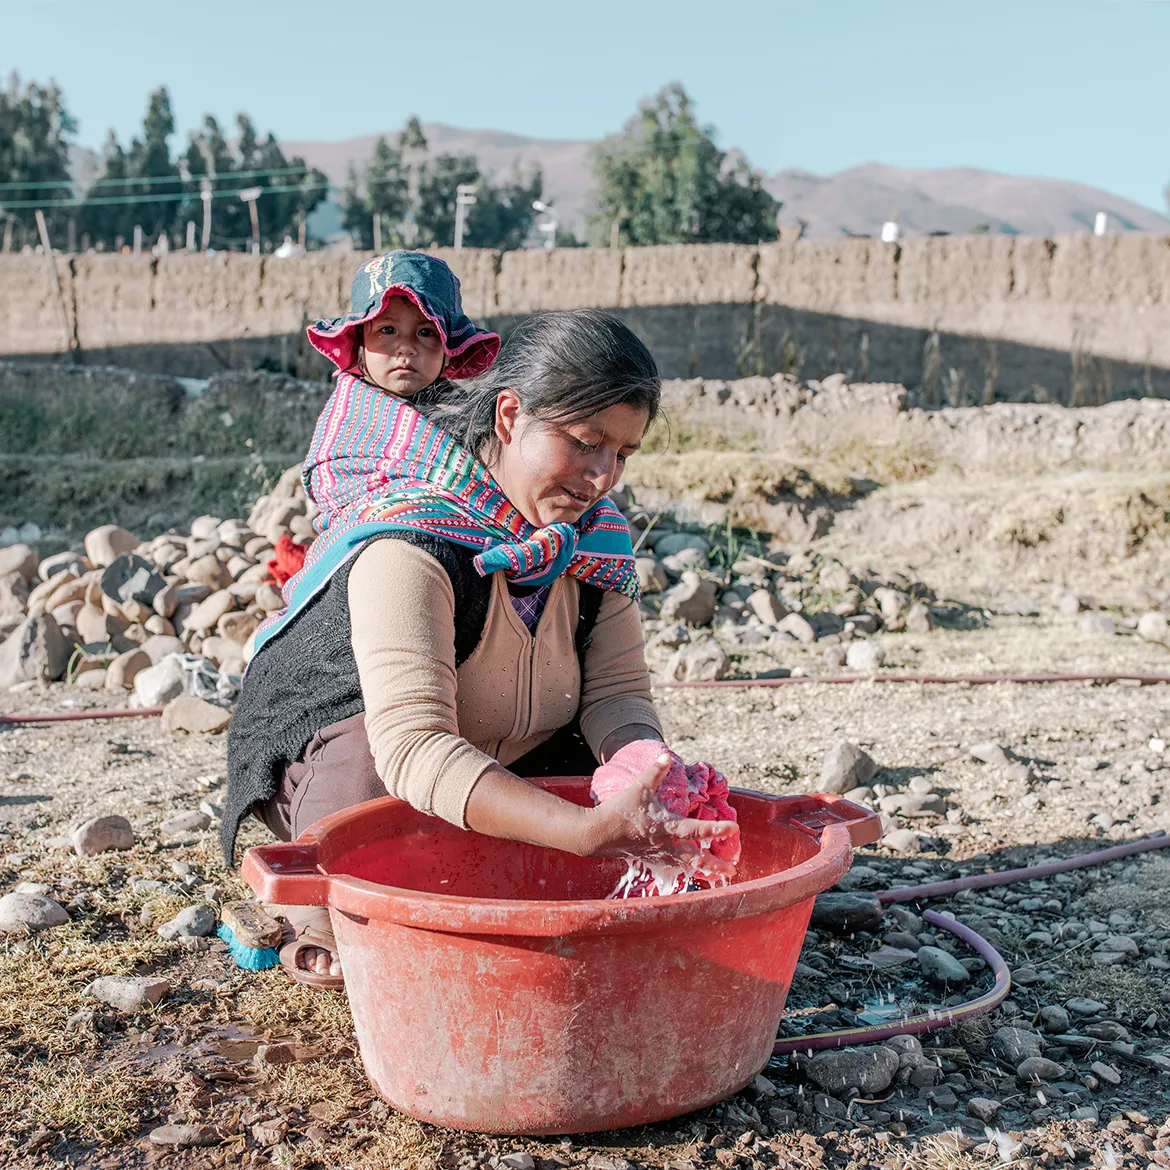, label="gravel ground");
[1,617,1169,1168]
